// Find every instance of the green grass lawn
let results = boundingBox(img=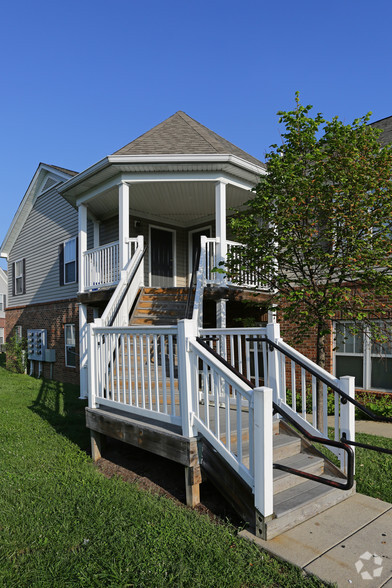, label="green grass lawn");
[0,358,326,588]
